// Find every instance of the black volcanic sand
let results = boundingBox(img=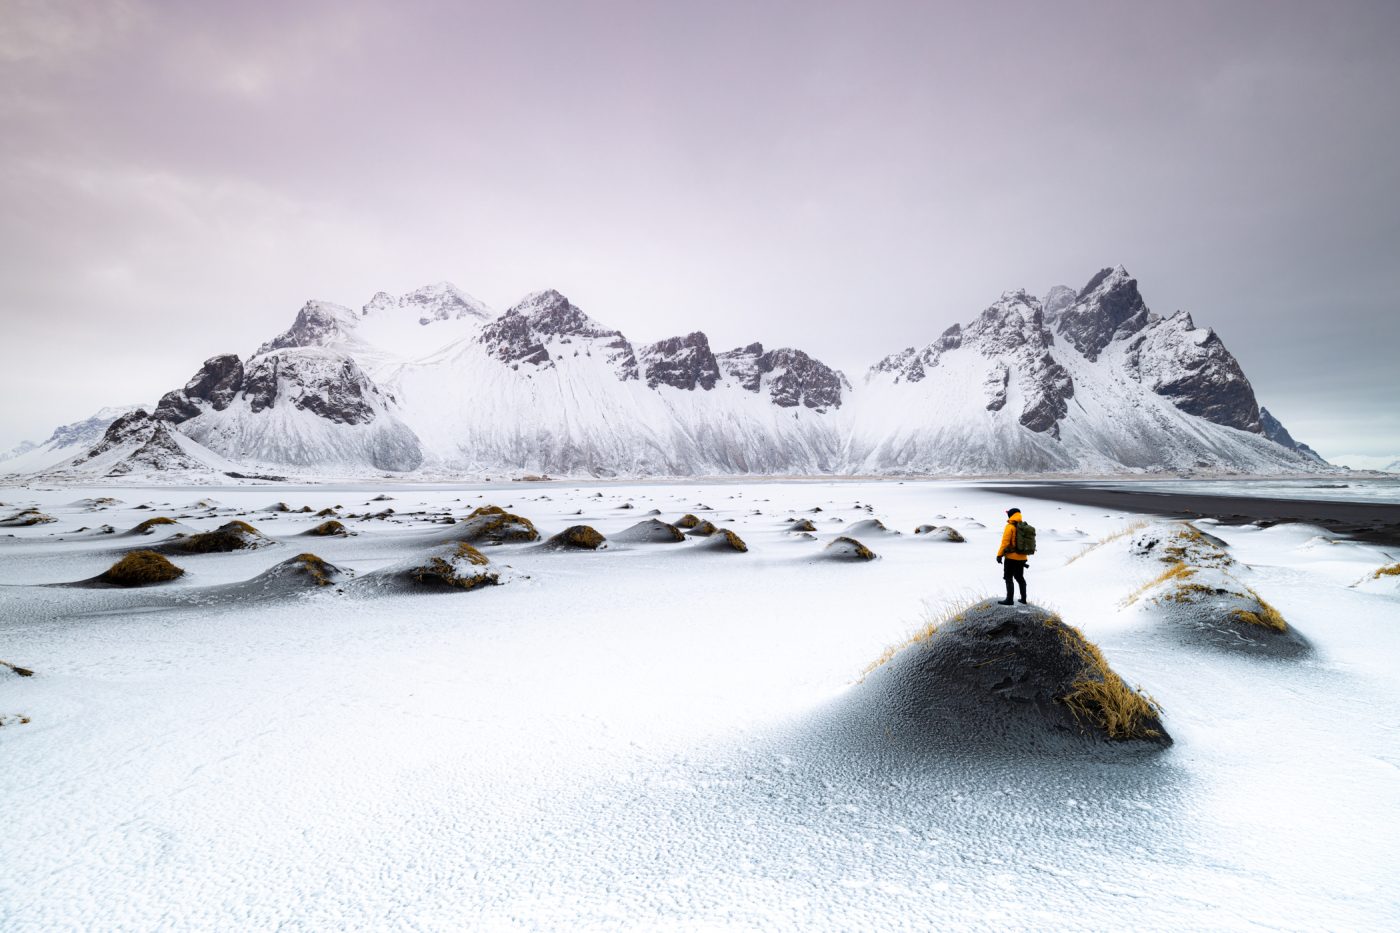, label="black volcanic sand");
[988,483,1400,547]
